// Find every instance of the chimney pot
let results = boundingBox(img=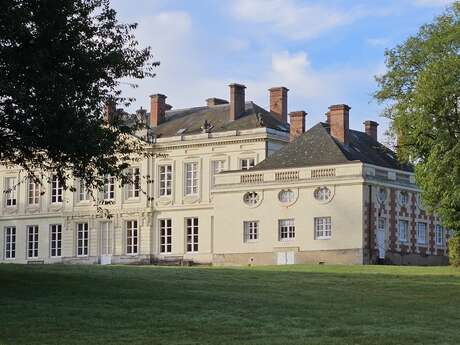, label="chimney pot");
[364,120,379,141]
[328,104,350,144]
[289,111,306,141]
[269,87,289,123]
[150,94,167,127]
[103,99,116,124]
[229,83,246,121]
